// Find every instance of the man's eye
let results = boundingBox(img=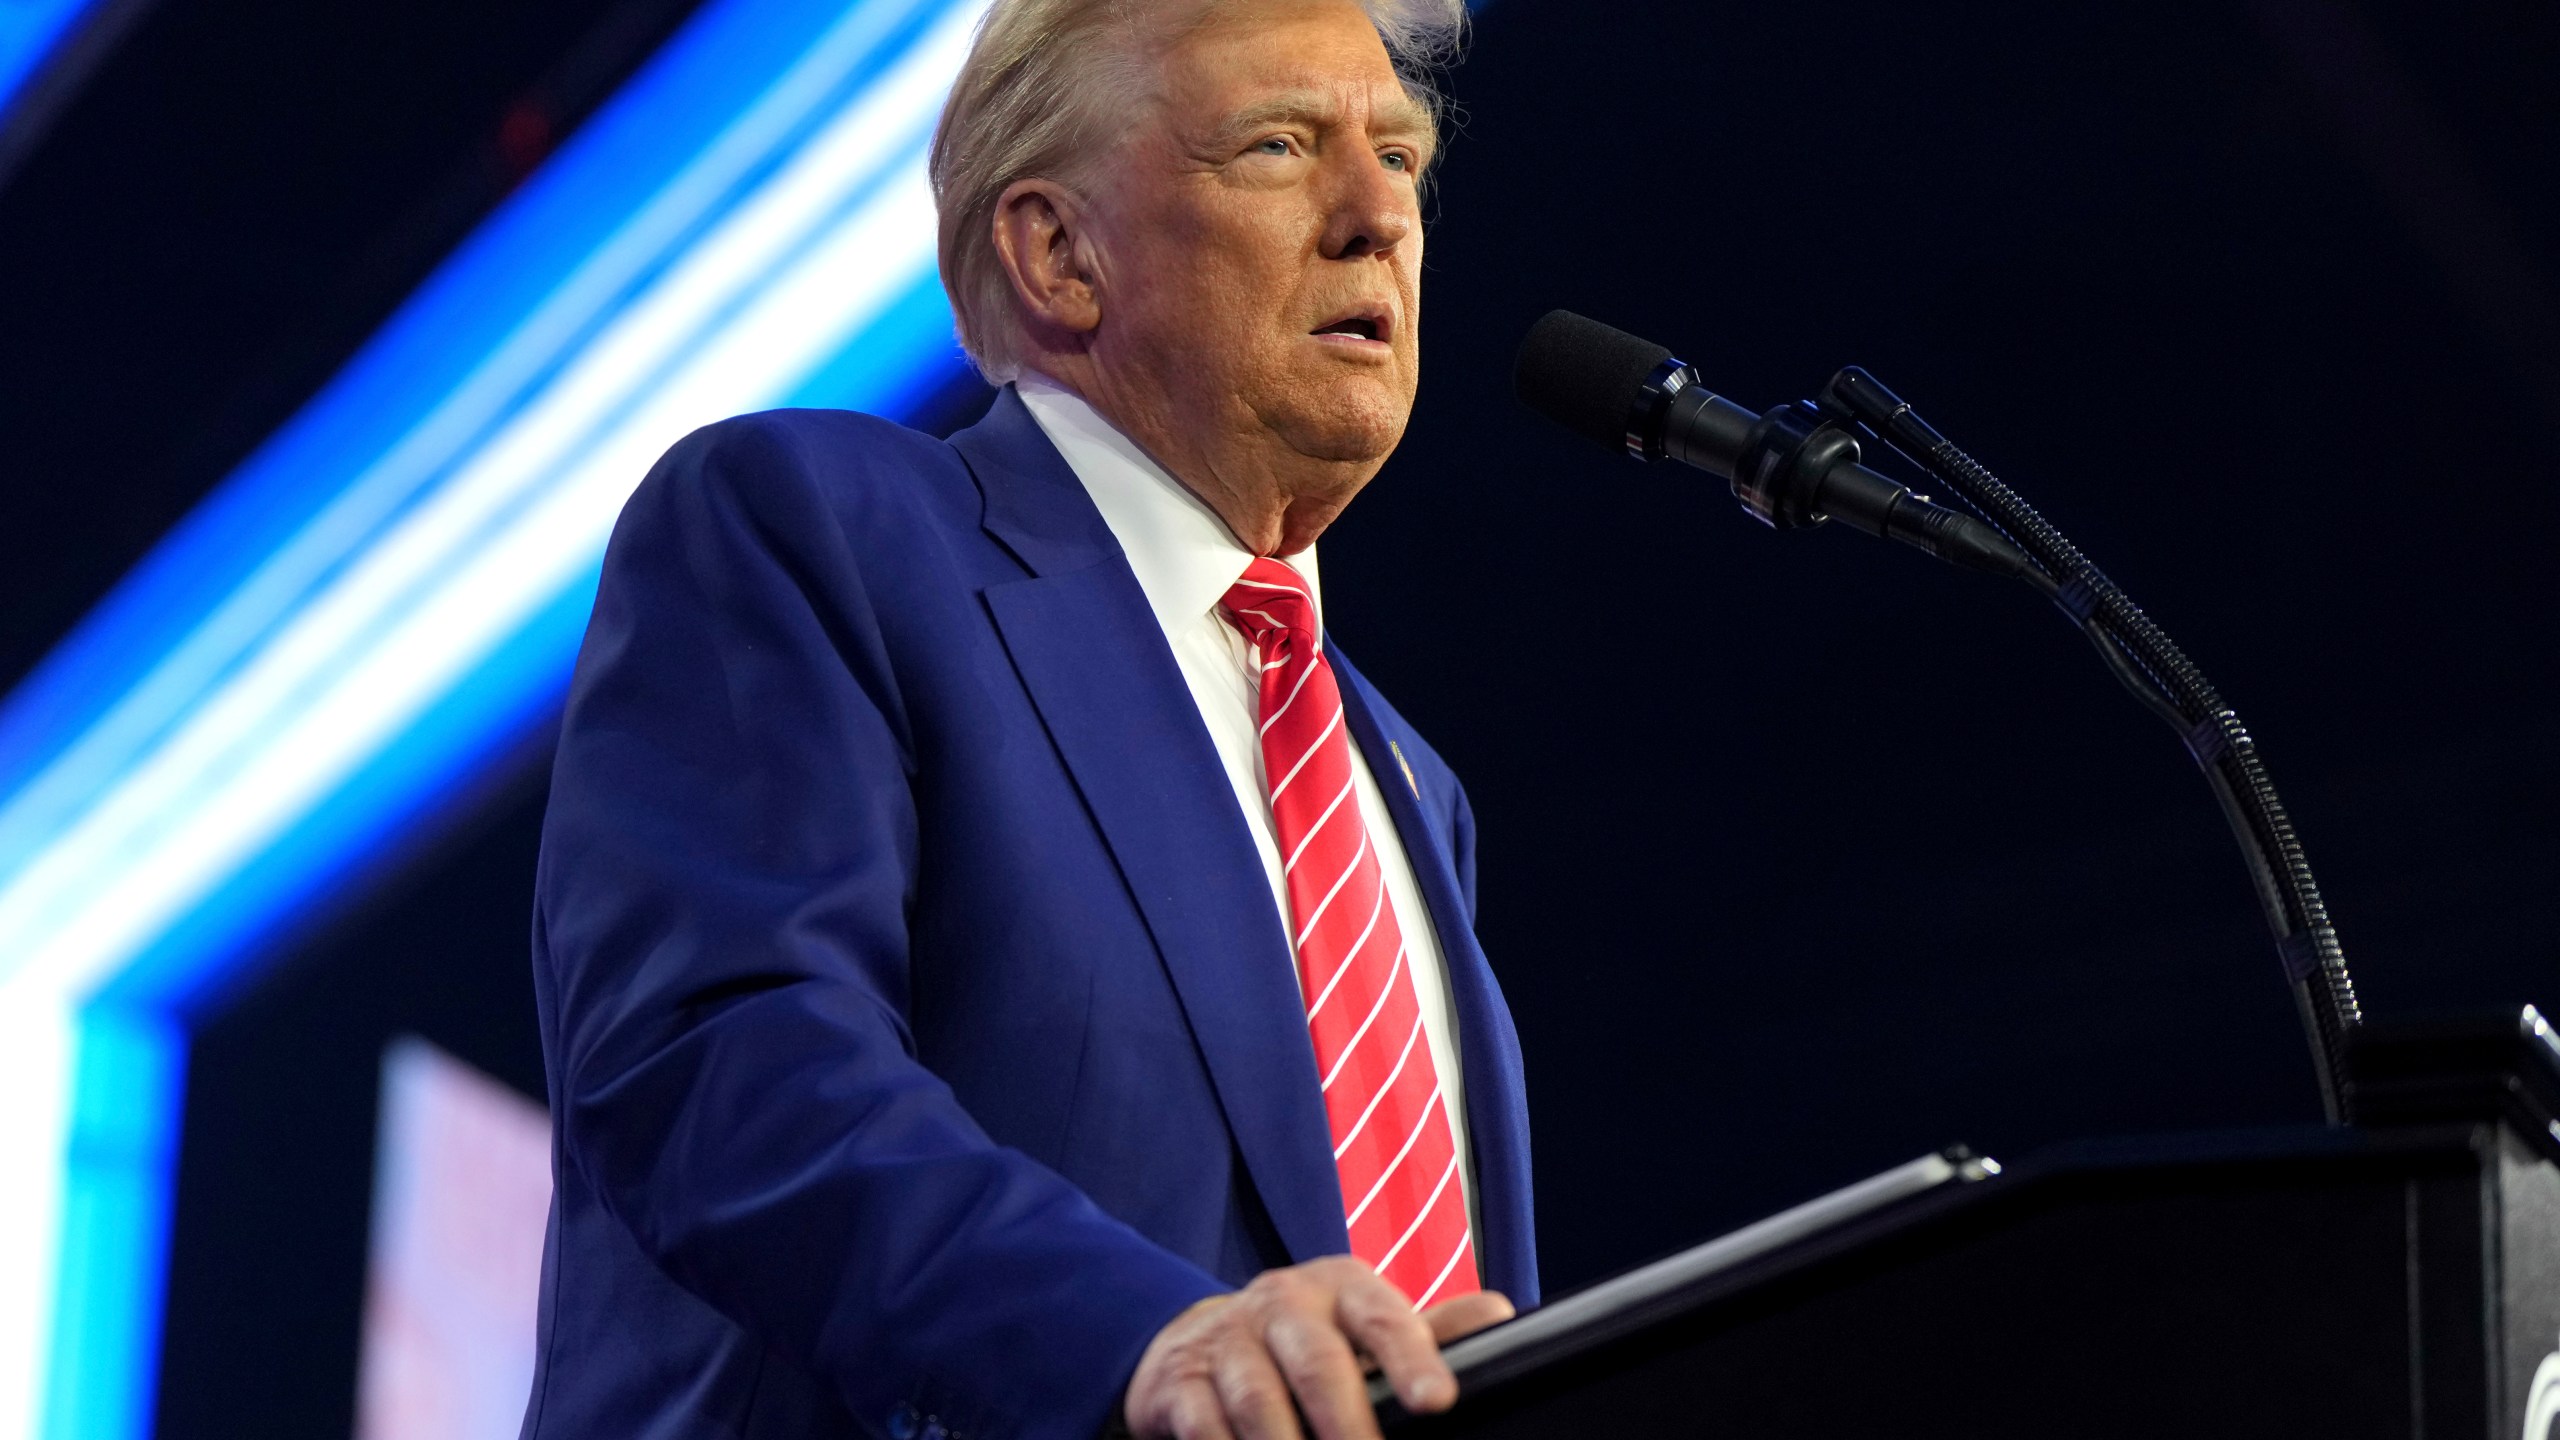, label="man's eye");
[1255,137,1291,156]
[1381,151,1409,172]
